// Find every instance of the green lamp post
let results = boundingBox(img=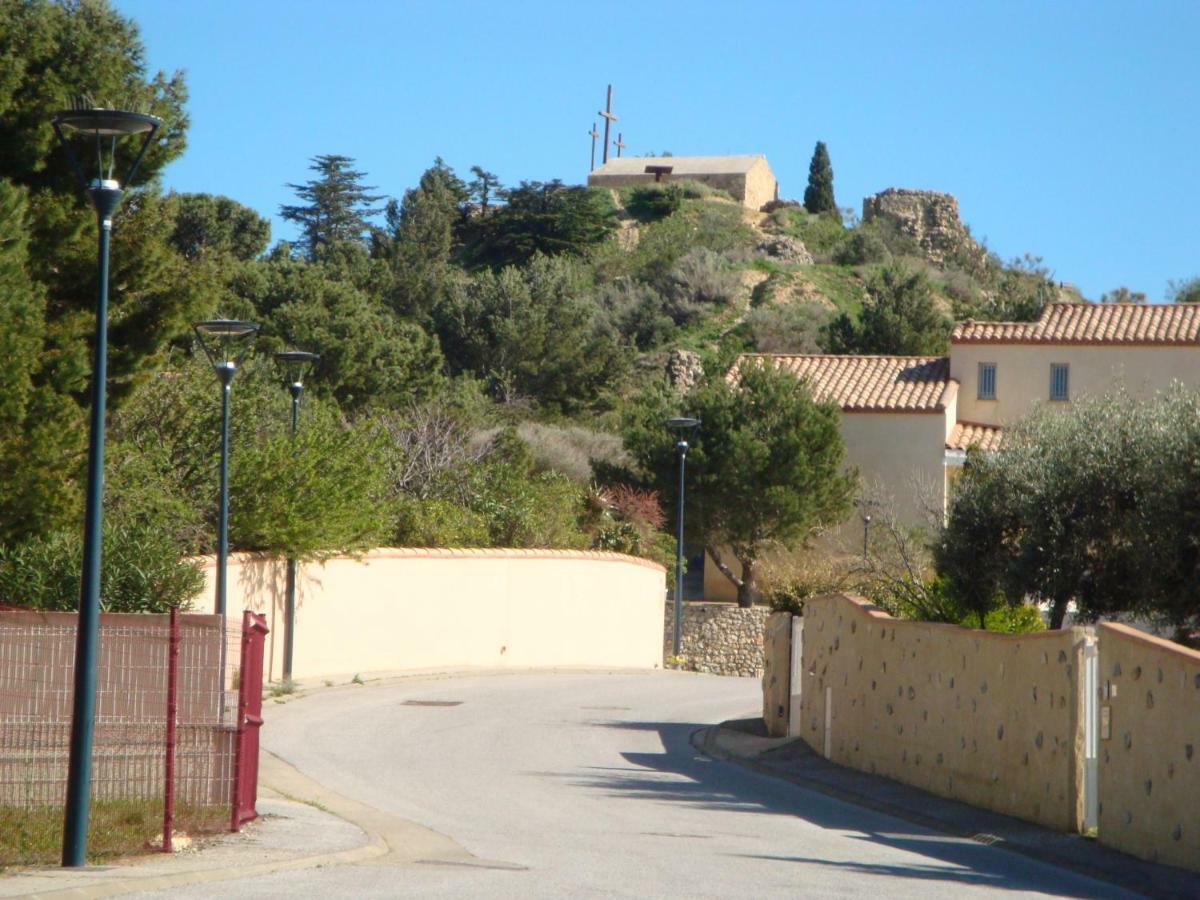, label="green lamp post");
[52,99,161,868]
[275,350,319,682]
[193,320,259,620]
[666,417,701,657]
